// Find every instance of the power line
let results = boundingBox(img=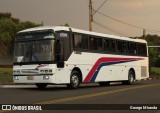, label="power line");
[93,19,128,37]
[89,0,107,31]
[92,0,108,16]
[94,10,143,29]
[94,10,160,33]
